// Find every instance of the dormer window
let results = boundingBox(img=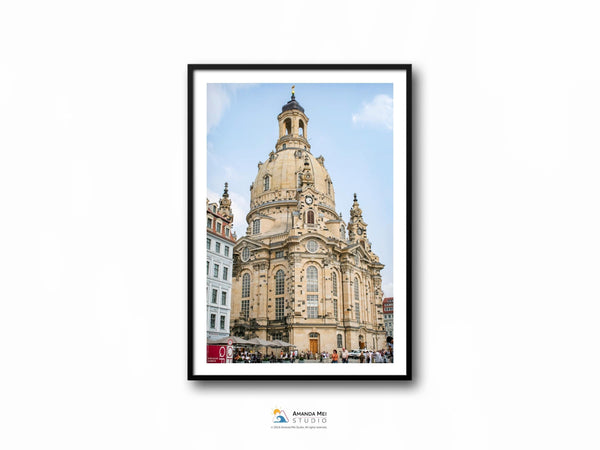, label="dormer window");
[253,219,260,234]
[263,175,270,191]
